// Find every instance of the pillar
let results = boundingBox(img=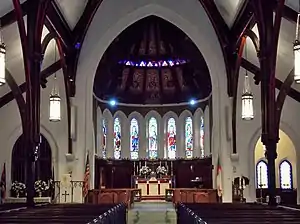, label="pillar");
[139,117,147,159]
[204,106,210,156]
[106,117,114,158]
[193,114,201,158]
[158,117,165,159]
[121,118,130,159]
